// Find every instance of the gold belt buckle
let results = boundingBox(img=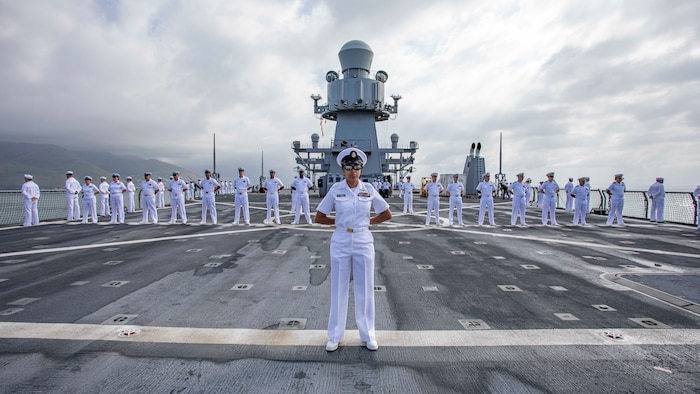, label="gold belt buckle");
[346,228,354,233]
